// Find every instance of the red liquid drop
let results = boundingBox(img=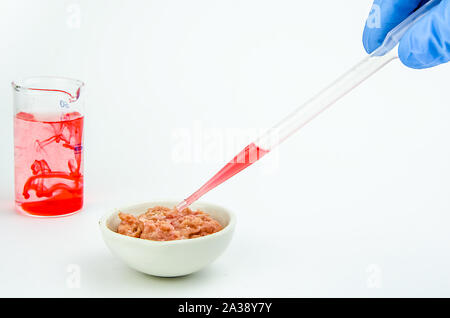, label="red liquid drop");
[181,143,269,208]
